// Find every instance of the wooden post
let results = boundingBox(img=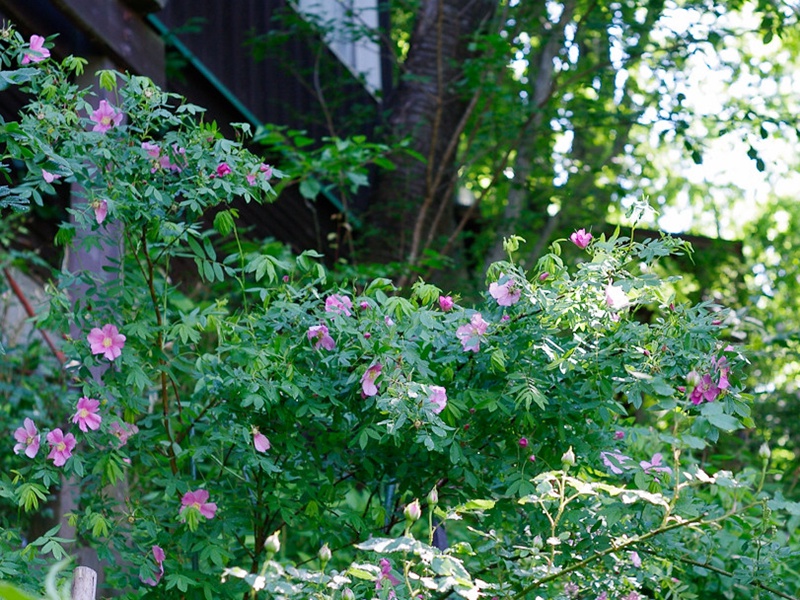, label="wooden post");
[71,566,97,600]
